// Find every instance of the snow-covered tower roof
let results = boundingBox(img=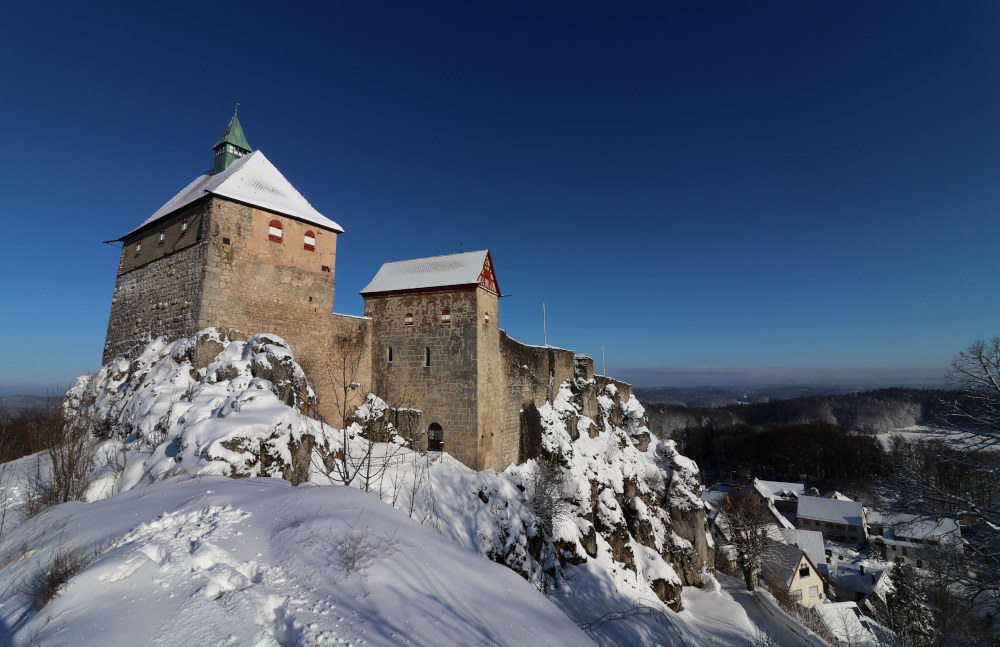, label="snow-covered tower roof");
[360,250,501,297]
[115,115,342,241]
